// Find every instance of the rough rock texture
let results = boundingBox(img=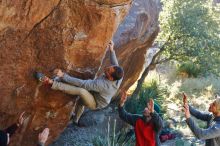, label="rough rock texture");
[100,0,160,90]
[0,0,131,145]
[51,105,126,146]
